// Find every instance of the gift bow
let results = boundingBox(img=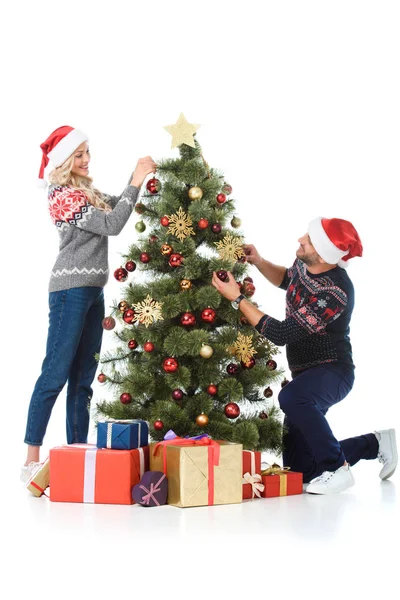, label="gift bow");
[242,472,265,498]
[261,463,291,476]
[140,473,166,506]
